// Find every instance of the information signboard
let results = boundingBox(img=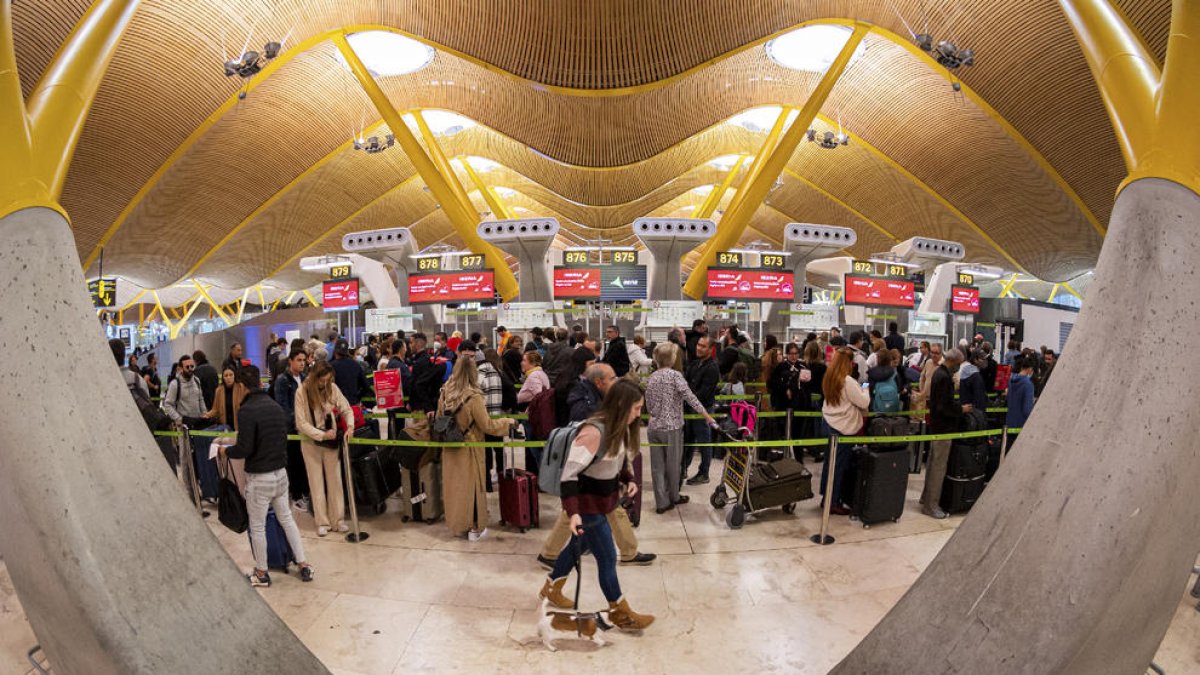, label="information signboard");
[407,271,495,304]
[951,285,980,314]
[705,269,795,301]
[373,369,403,409]
[843,275,915,309]
[322,279,360,312]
